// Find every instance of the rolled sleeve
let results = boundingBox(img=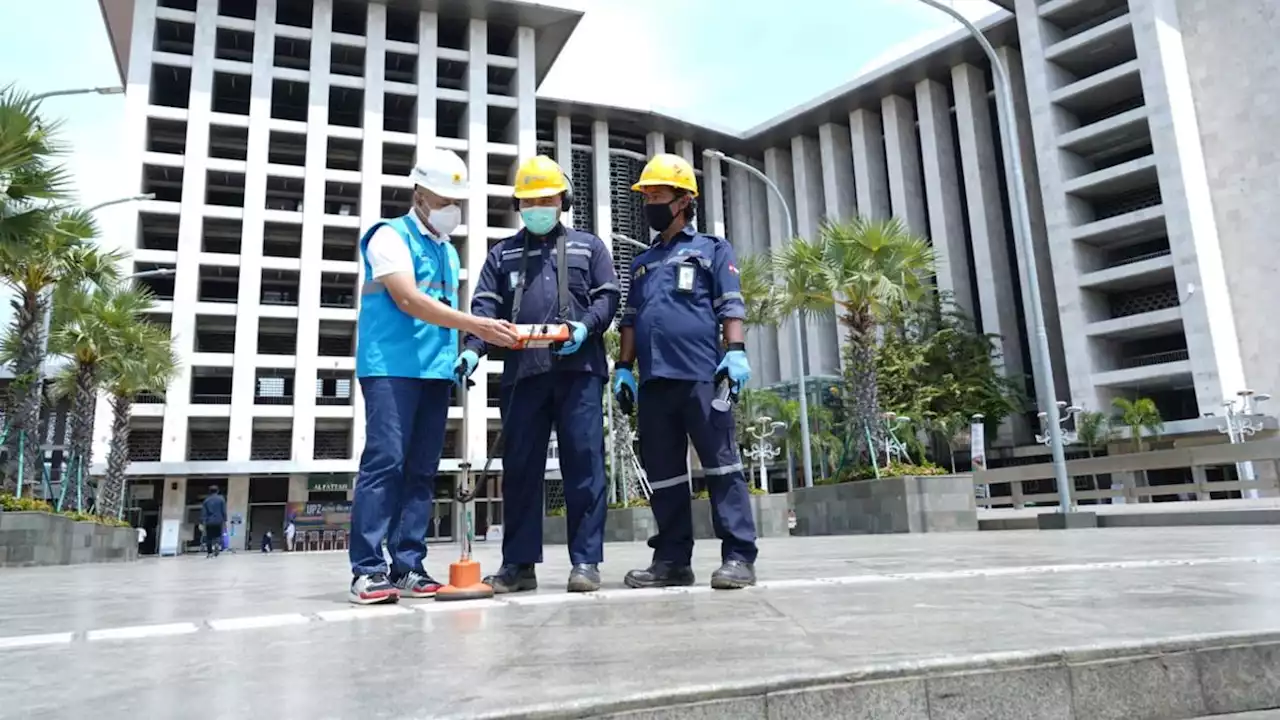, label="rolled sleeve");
[583,237,621,335]
[619,259,641,329]
[464,247,504,355]
[711,239,747,321]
